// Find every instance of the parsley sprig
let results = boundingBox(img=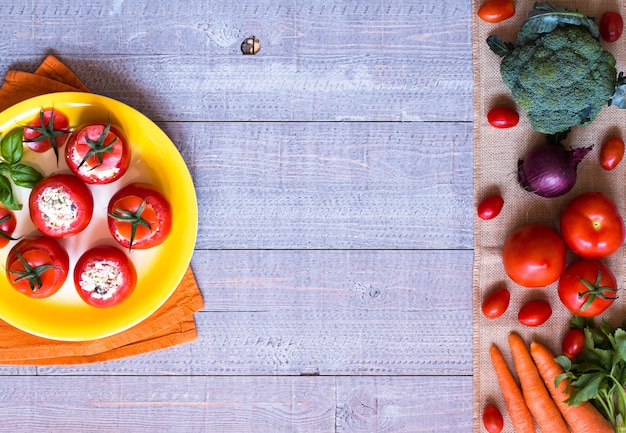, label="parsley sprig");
[556,316,626,433]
